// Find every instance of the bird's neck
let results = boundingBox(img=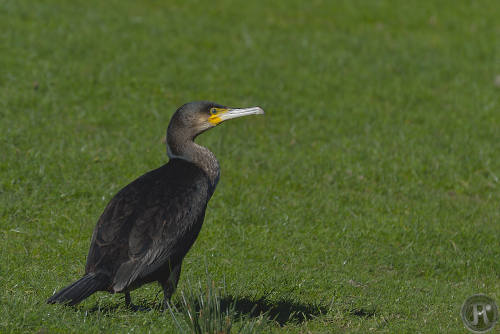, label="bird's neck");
[167,135,220,188]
